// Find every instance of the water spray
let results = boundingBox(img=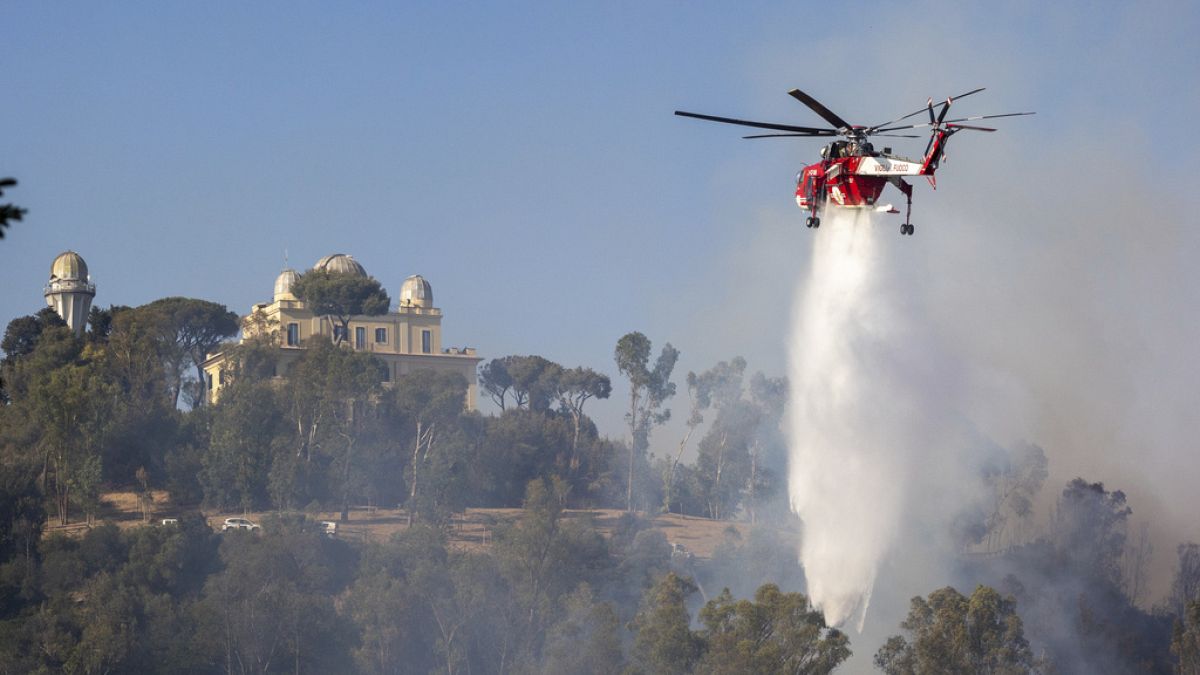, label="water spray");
[787,209,961,631]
